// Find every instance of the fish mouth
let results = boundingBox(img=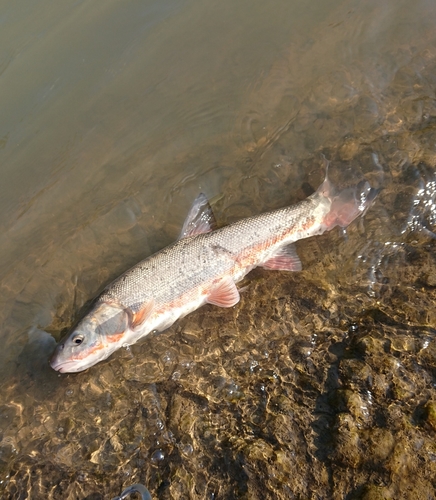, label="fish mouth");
[50,358,88,373]
[50,346,113,373]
